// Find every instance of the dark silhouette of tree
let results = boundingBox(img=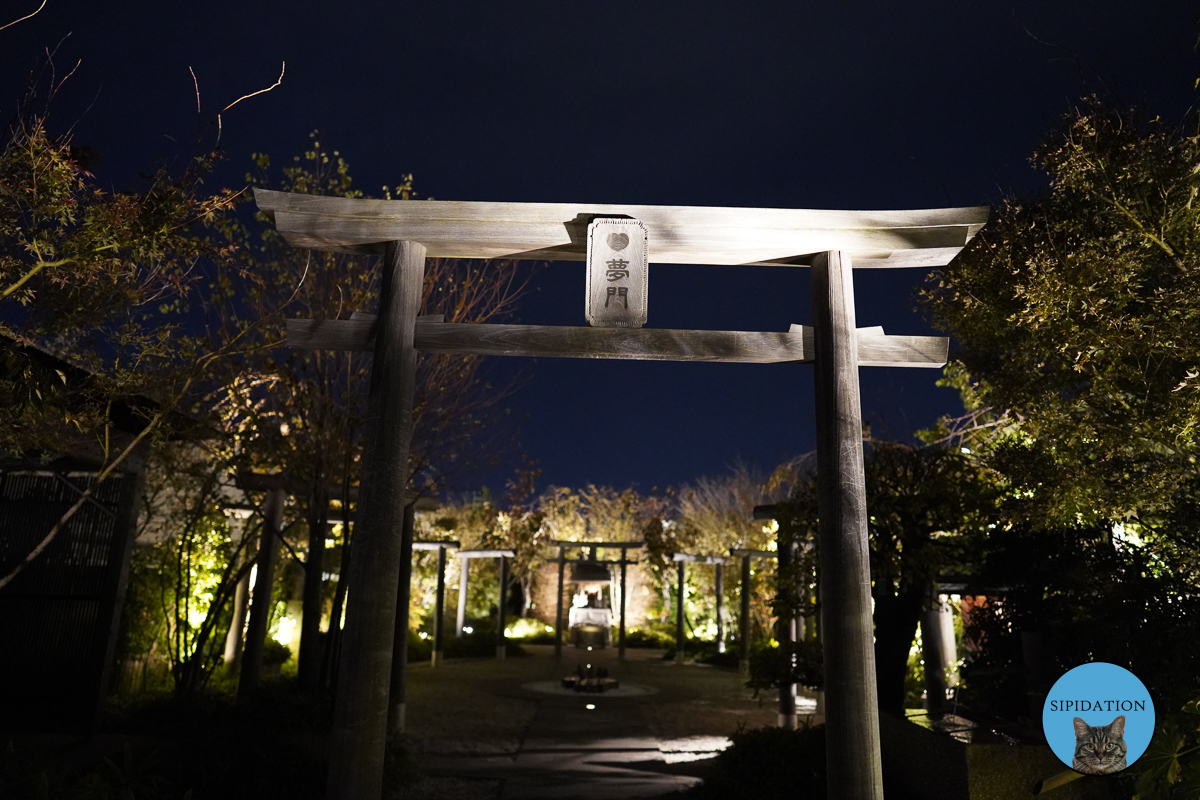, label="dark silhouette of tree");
[777,441,990,716]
